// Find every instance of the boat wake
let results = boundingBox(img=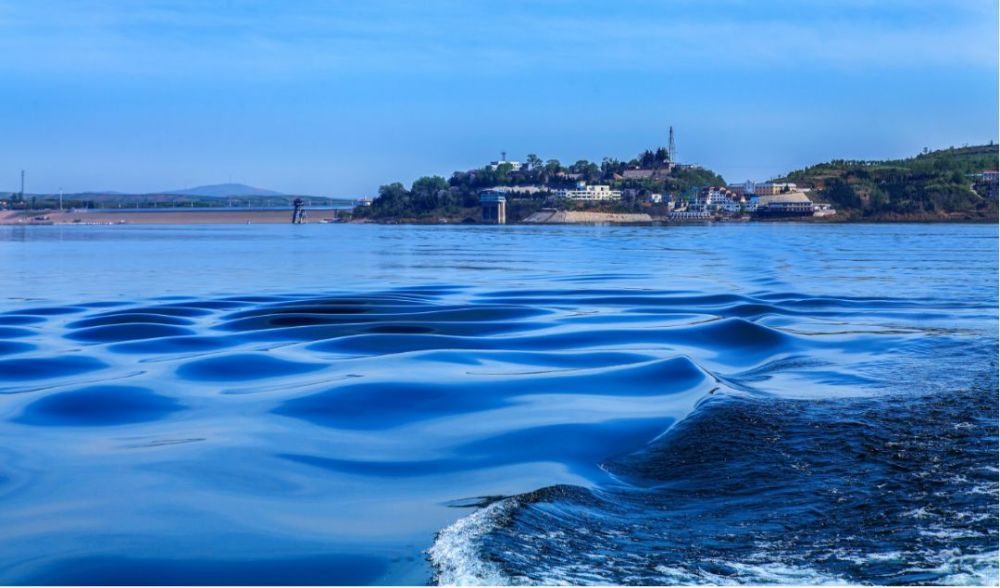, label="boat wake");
[0,285,995,585]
